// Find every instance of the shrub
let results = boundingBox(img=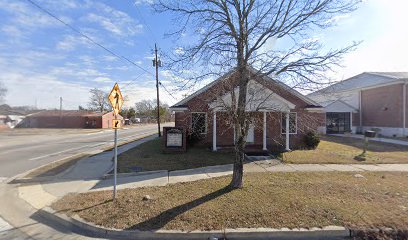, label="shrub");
[186,132,203,147]
[304,131,320,149]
